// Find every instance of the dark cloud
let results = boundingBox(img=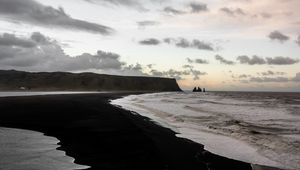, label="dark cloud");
[237,55,266,65]
[192,39,214,51]
[260,13,272,18]
[189,2,208,13]
[190,69,207,80]
[260,70,286,76]
[84,0,166,11]
[0,32,126,71]
[186,58,193,64]
[237,55,299,65]
[239,74,250,78]
[242,73,300,83]
[137,20,159,28]
[292,73,300,82]
[150,69,187,80]
[1,32,200,79]
[215,55,235,65]
[146,64,154,69]
[186,57,209,64]
[220,7,246,17]
[268,31,290,43]
[238,72,300,84]
[139,38,161,45]
[150,65,207,80]
[249,77,289,83]
[171,38,214,51]
[176,38,190,48]
[0,33,36,48]
[163,6,185,15]
[150,69,164,77]
[296,35,300,46]
[195,59,209,64]
[163,38,174,44]
[31,32,48,44]
[0,0,114,35]
[266,56,299,65]
[182,64,193,69]
[141,37,215,51]
[120,63,148,76]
